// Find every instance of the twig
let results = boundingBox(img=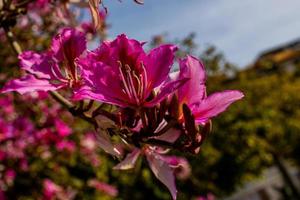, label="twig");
[3,26,22,55]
